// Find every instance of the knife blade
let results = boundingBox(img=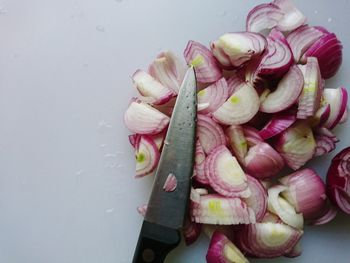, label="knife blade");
[132,66,197,263]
